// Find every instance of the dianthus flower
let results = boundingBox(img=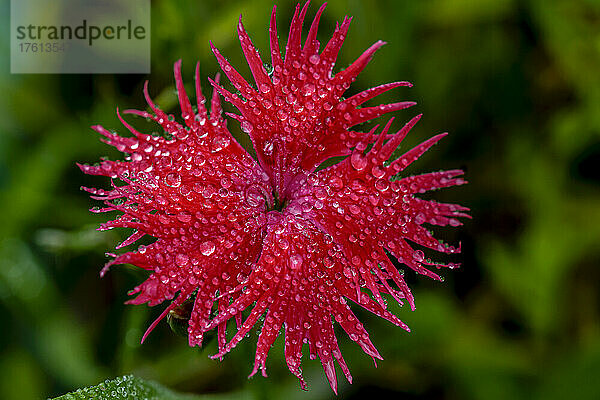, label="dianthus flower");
[80,2,468,393]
